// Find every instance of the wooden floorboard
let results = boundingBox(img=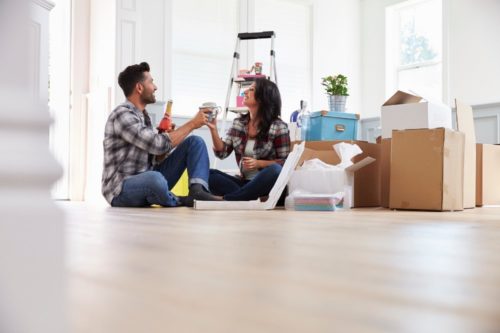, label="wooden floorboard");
[59,202,500,333]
